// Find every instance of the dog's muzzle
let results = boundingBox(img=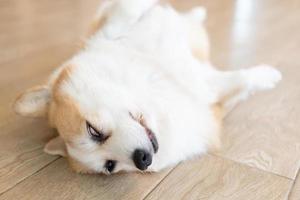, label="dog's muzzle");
[129,112,159,170]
